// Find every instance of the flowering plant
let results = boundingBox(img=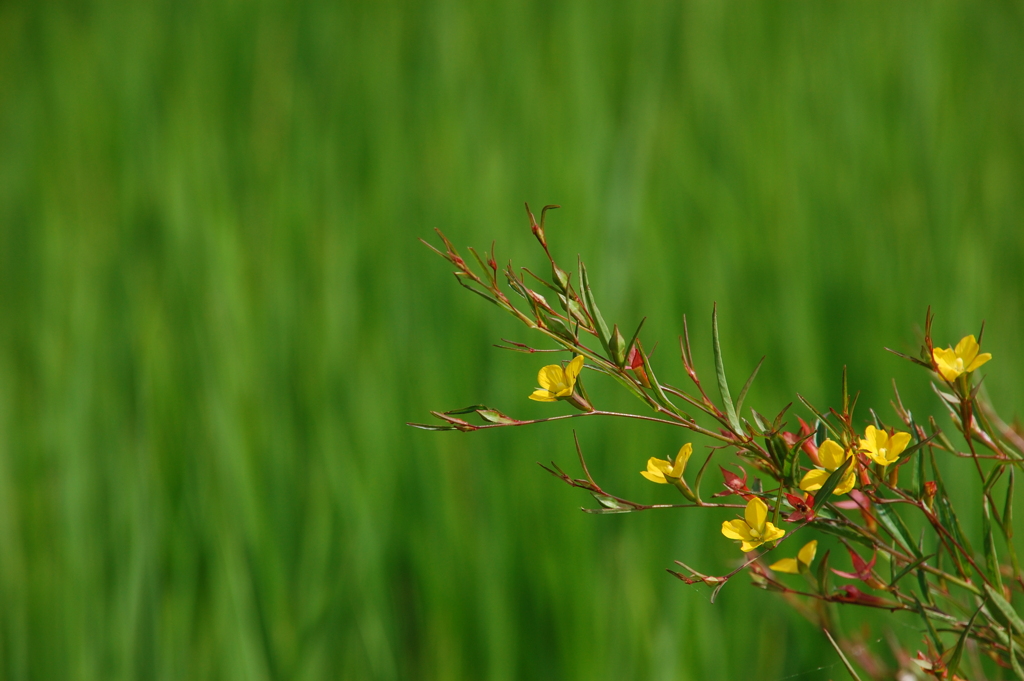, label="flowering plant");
[411,206,1021,680]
